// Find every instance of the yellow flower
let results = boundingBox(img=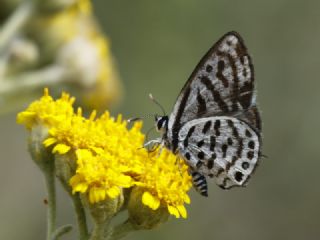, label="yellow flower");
[17,89,192,218]
[70,149,133,203]
[138,149,192,219]
[43,109,107,154]
[17,88,75,129]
